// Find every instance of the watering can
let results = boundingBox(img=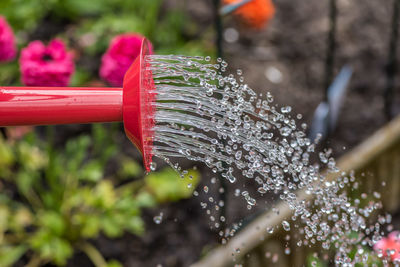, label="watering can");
[0,38,155,171]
